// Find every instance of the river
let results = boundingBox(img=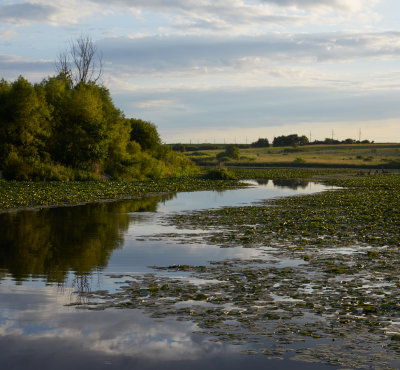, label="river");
[0,180,344,369]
